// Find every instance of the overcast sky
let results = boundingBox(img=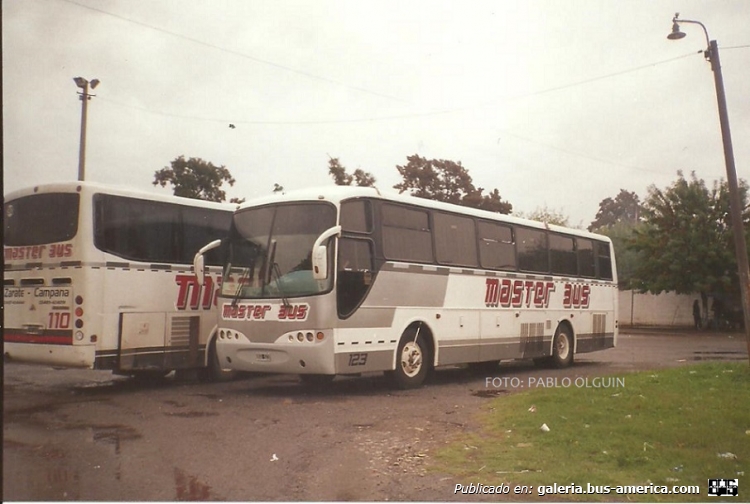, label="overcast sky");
[3,0,749,227]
